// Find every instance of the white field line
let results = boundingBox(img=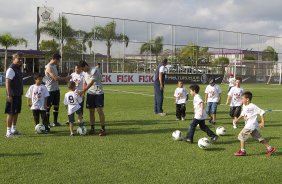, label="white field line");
[105,88,282,111]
